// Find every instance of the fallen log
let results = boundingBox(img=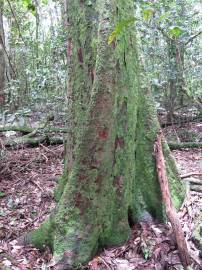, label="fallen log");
[0,125,68,135]
[4,136,64,148]
[180,173,202,179]
[169,142,202,150]
[155,130,191,268]
[183,178,202,185]
[0,126,33,134]
[191,185,202,192]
